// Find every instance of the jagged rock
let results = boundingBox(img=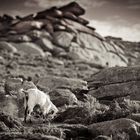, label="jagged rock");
[36,7,63,19]
[0,41,17,53]
[59,2,85,16]
[53,31,74,48]
[37,75,88,92]
[0,122,9,132]
[7,34,32,42]
[12,42,45,57]
[49,89,78,107]
[88,118,140,140]
[27,30,52,40]
[63,19,105,41]
[0,112,22,131]
[87,66,140,100]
